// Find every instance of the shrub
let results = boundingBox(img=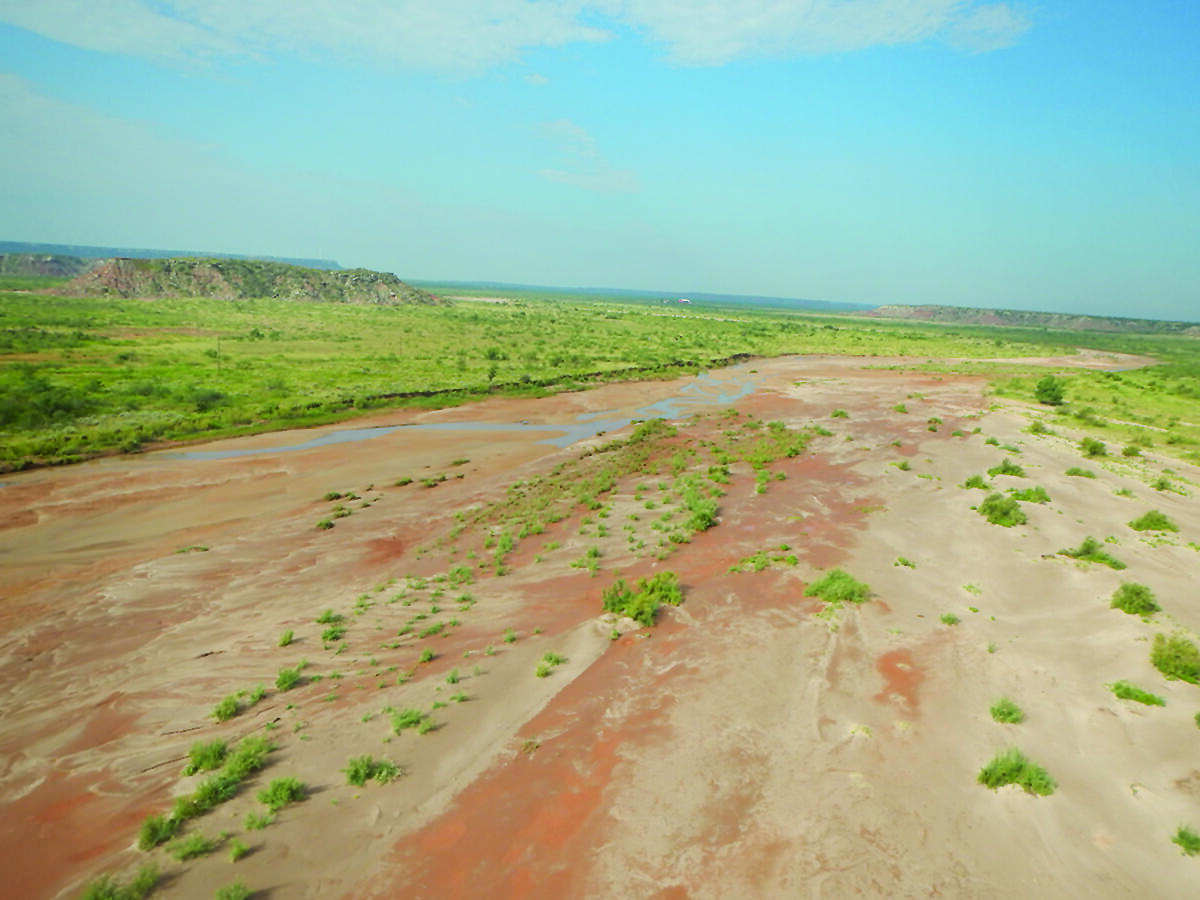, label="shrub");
[1034,376,1065,405]
[244,811,273,830]
[228,838,249,861]
[805,569,870,606]
[137,814,178,850]
[978,493,1026,527]
[1111,582,1159,616]
[316,609,342,624]
[601,571,683,627]
[990,698,1024,724]
[830,409,848,418]
[168,832,216,861]
[225,735,273,779]
[977,748,1055,795]
[215,884,252,900]
[391,707,429,733]
[1151,633,1200,684]
[257,777,306,812]
[1122,445,1142,457]
[1173,826,1200,856]
[1128,510,1179,532]
[940,613,960,625]
[962,474,990,490]
[316,519,333,530]
[1110,681,1165,706]
[987,458,1024,478]
[81,865,159,900]
[1065,467,1095,478]
[1081,437,1107,458]
[418,648,435,663]
[275,667,302,691]
[183,739,227,776]
[343,755,402,786]
[1059,536,1125,569]
[1009,486,1050,503]
[212,695,241,722]
[894,557,916,569]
